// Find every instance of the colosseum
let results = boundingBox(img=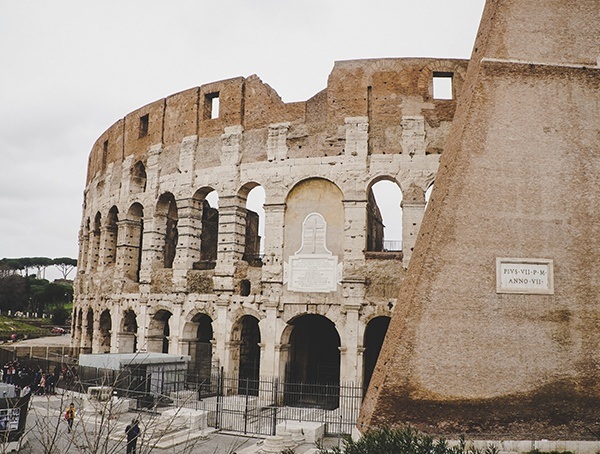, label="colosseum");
[72,57,467,395]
